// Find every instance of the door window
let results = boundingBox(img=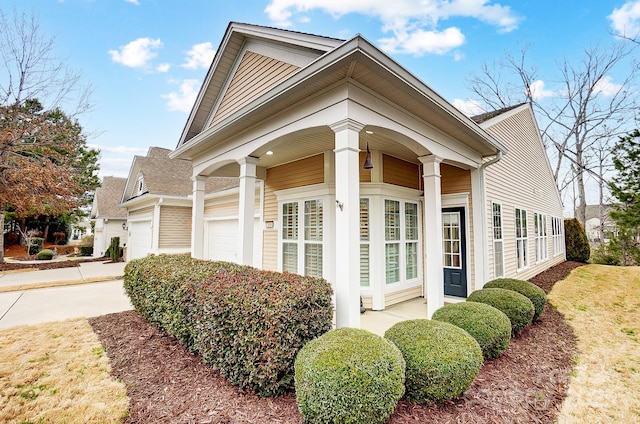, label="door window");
[442,212,462,268]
